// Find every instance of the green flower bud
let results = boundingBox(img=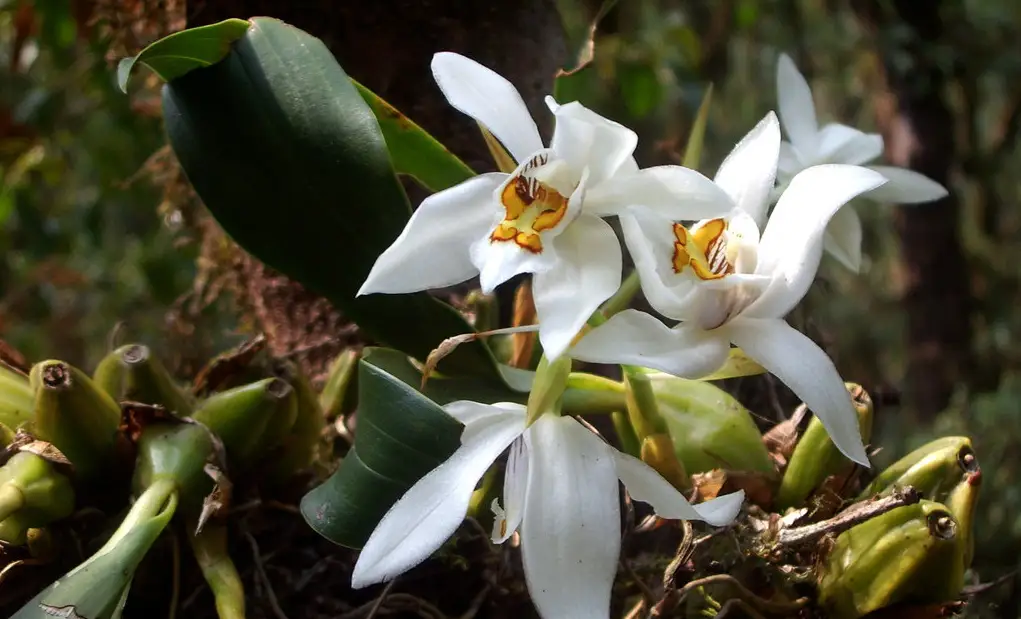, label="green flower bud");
[776,383,873,510]
[818,501,964,619]
[858,437,976,502]
[651,375,774,476]
[30,360,122,480]
[93,344,194,416]
[0,452,75,545]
